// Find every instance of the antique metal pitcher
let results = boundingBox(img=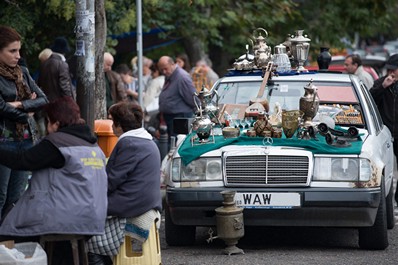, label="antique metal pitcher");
[194,86,220,123]
[299,80,320,126]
